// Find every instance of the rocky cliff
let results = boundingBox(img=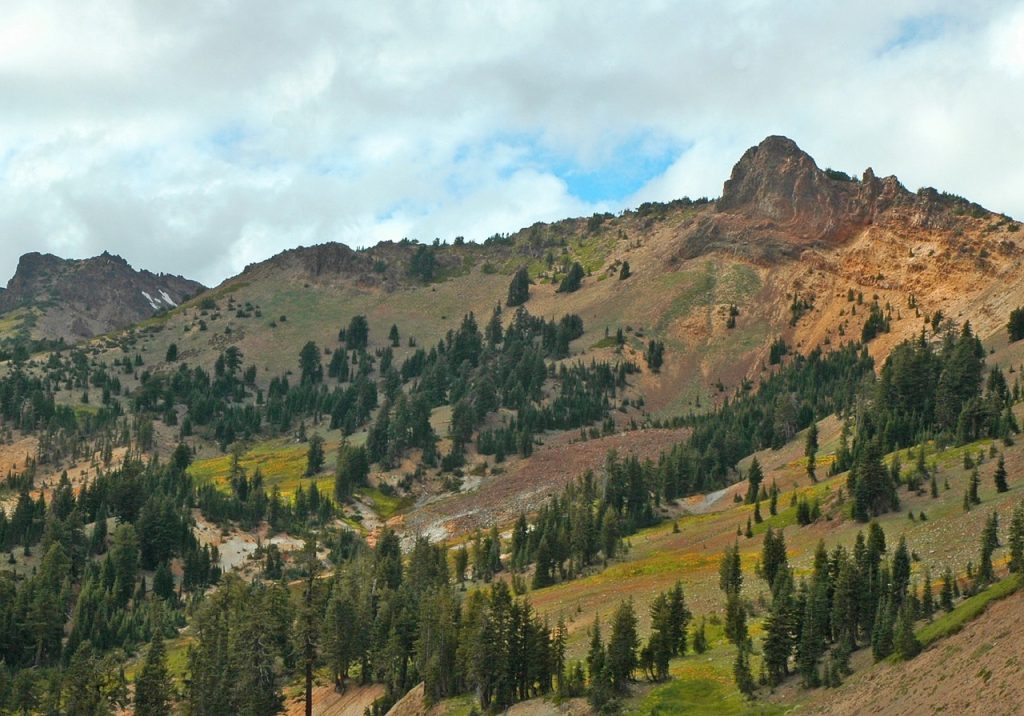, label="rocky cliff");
[0,251,204,341]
